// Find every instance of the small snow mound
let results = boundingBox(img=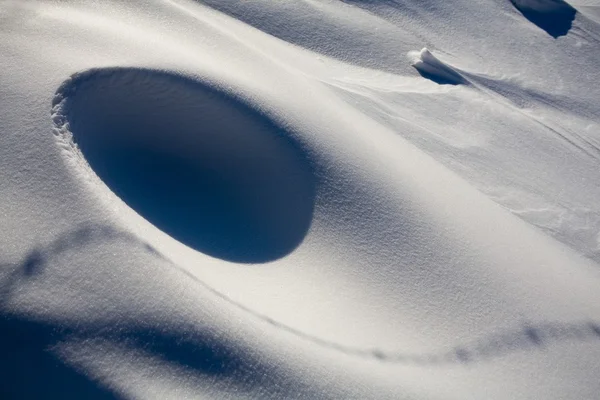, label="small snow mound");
[52,68,316,263]
[408,48,466,85]
[510,0,577,38]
